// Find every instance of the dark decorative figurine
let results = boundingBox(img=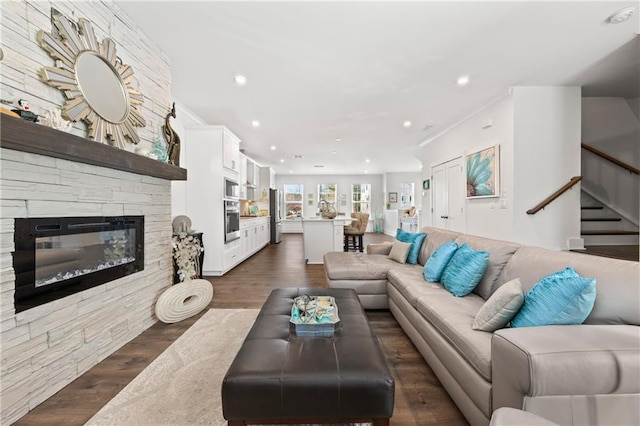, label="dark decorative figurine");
[163,102,181,166]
